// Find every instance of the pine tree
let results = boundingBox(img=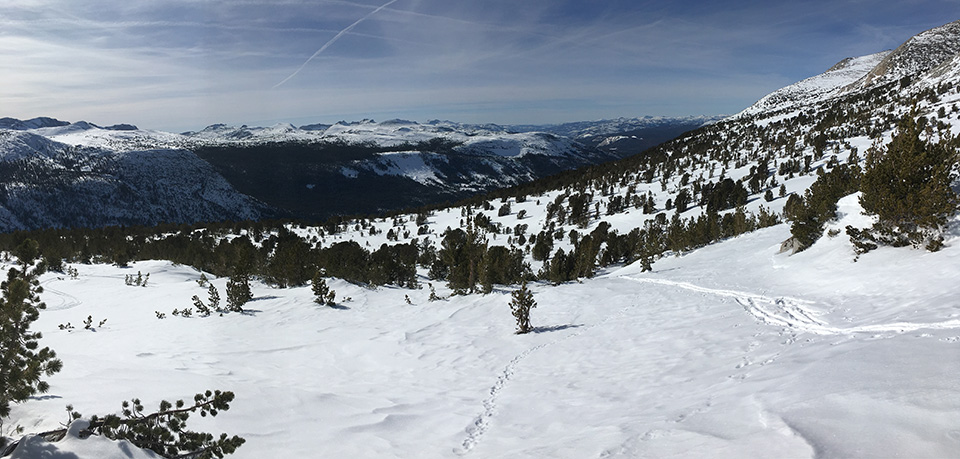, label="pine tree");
[0,262,63,424]
[225,274,252,312]
[311,272,336,307]
[63,390,245,458]
[786,163,860,251]
[859,114,958,250]
[207,285,221,312]
[509,282,537,334]
[192,295,211,316]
